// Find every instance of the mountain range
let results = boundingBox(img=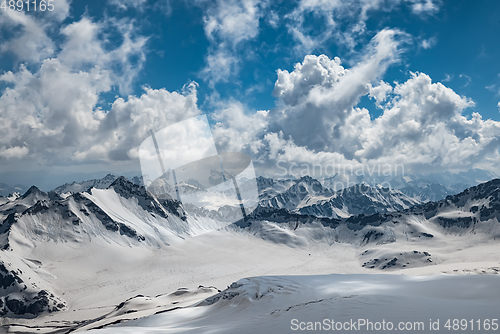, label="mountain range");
[258,175,421,218]
[0,171,499,332]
